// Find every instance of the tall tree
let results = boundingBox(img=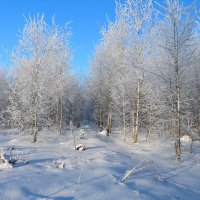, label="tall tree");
[156,0,197,161]
[8,15,71,142]
[116,0,154,143]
